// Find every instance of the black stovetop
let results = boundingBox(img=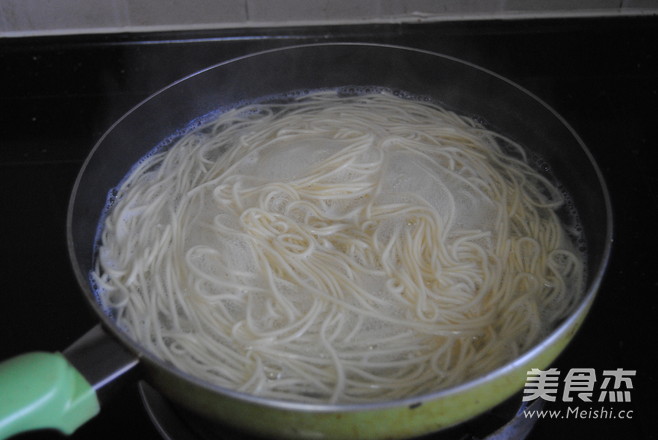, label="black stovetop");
[1,16,656,440]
